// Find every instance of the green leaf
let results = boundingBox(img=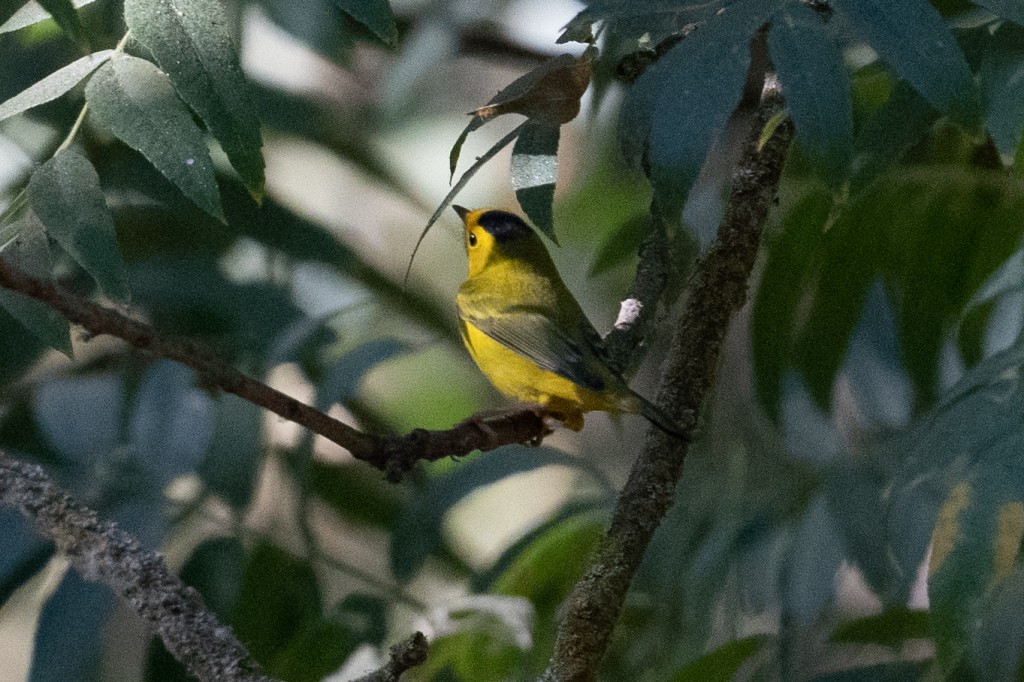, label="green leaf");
[473,500,609,592]
[768,3,852,182]
[0,1,27,27]
[850,80,938,193]
[0,508,53,608]
[558,0,731,48]
[968,561,1024,681]
[808,662,932,682]
[36,0,87,47]
[85,55,224,220]
[268,618,361,682]
[669,635,767,682]
[317,337,412,410]
[233,542,322,666]
[28,149,130,301]
[589,214,646,276]
[882,337,1024,673]
[199,392,264,510]
[621,2,771,234]
[390,446,588,581]
[0,51,113,123]
[30,572,115,681]
[311,460,405,528]
[511,122,560,241]
[0,214,73,356]
[129,360,214,484]
[260,0,353,66]
[834,0,978,126]
[974,0,1024,27]
[831,607,931,647]
[181,537,246,617]
[0,0,95,34]
[751,189,831,416]
[778,170,1024,410]
[929,479,1024,673]
[127,257,303,358]
[124,0,265,198]
[333,0,397,46]
[786,494,844,625]
[33,373,125,461]
[492,512,605,608]
[981,22,1024,159]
